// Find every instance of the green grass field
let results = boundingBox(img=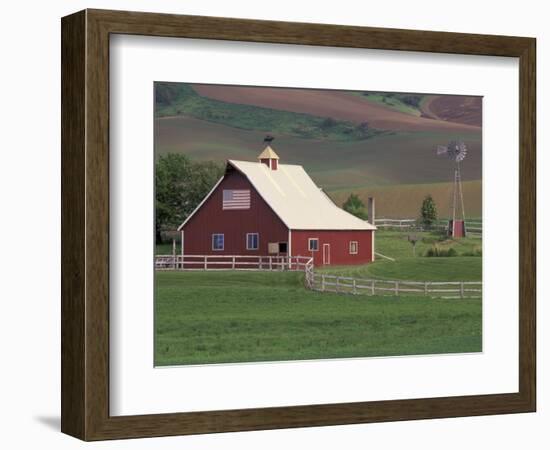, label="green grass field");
[155,271,482,366]
[374,230,482,259]
[319,257,482,282]
[318,229,482,280]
